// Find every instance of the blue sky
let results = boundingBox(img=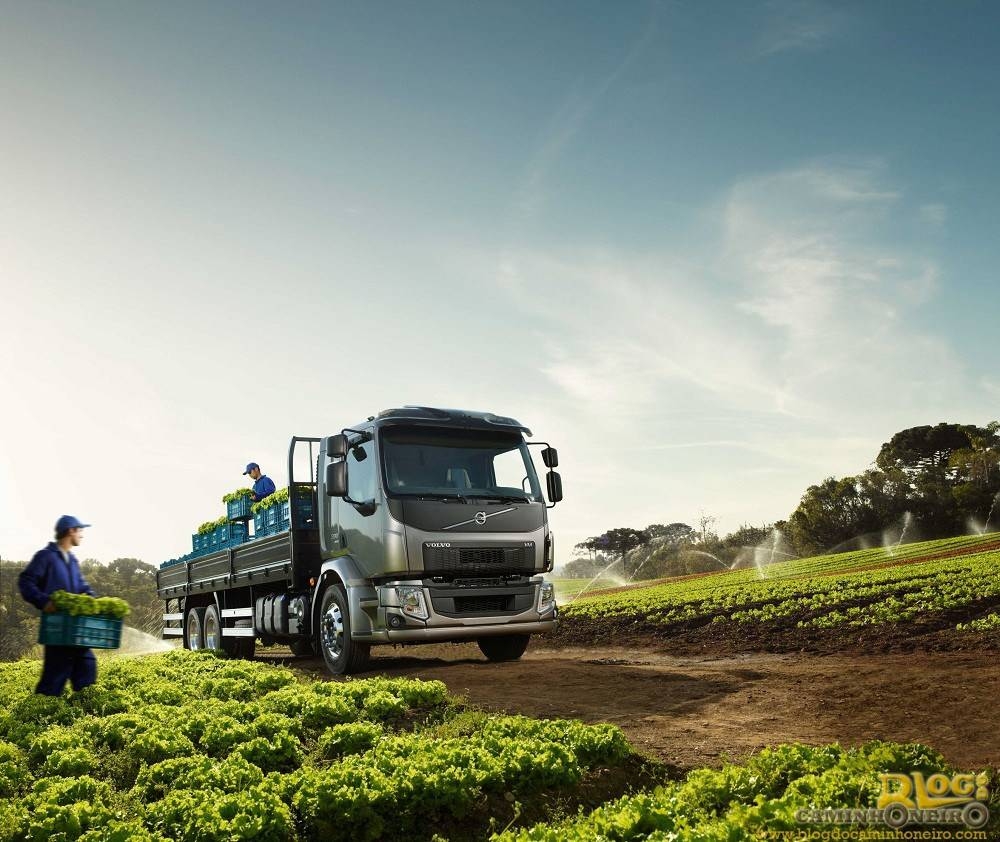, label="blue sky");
[1,0,998,566]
